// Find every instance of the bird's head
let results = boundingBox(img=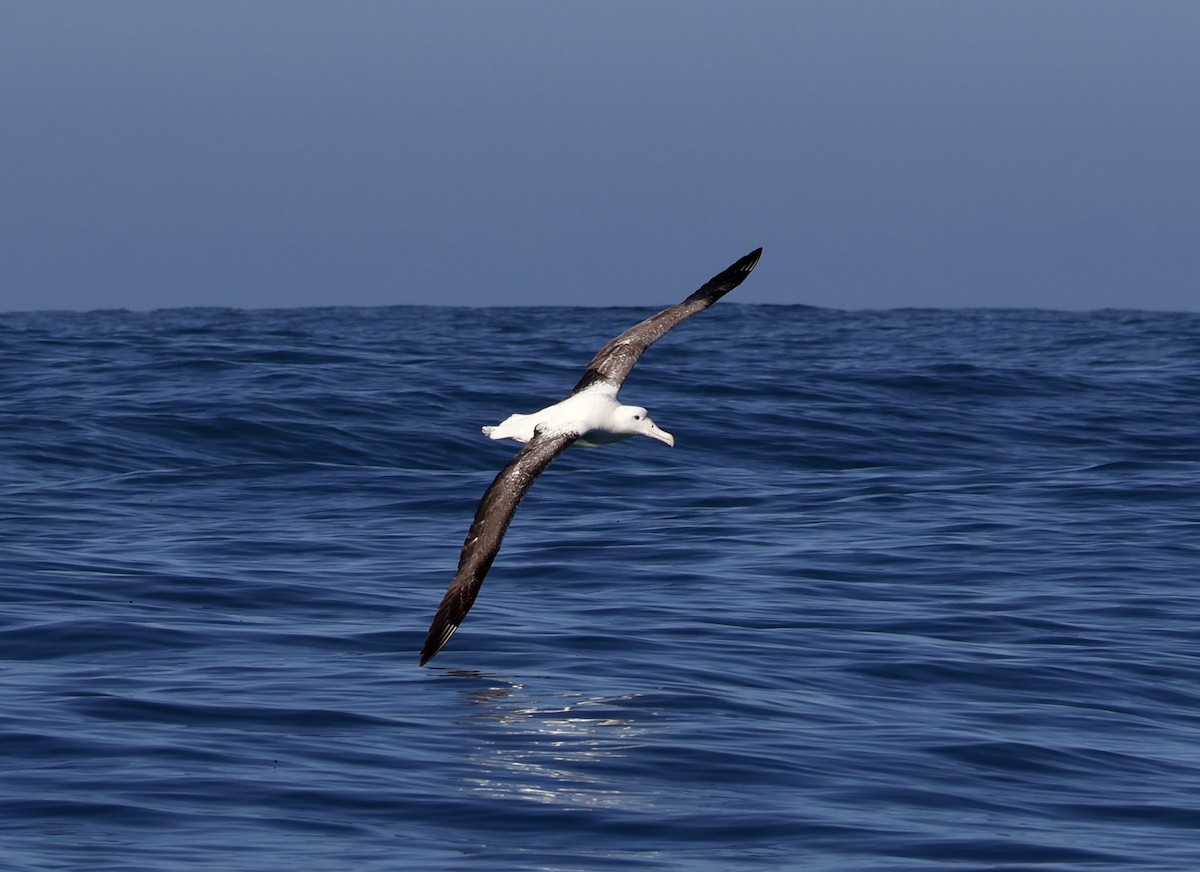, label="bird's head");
[617,405,675,447]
